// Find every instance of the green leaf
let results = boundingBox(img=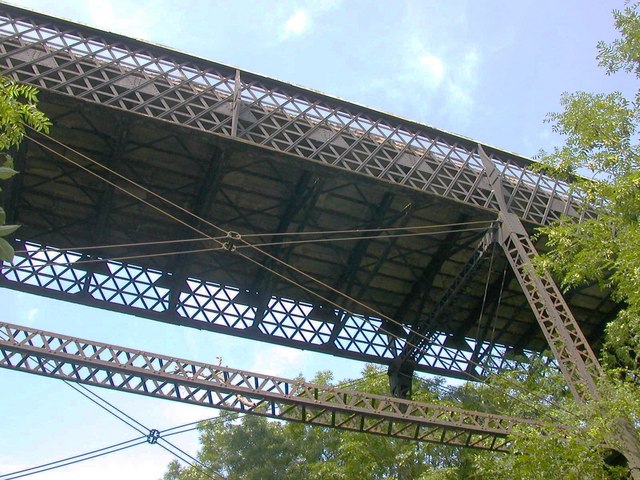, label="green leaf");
[0,224,20,237]
[0,236,14,262]
[0,166,18,180]
[0,206,5,224]
[0,153,13,168]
